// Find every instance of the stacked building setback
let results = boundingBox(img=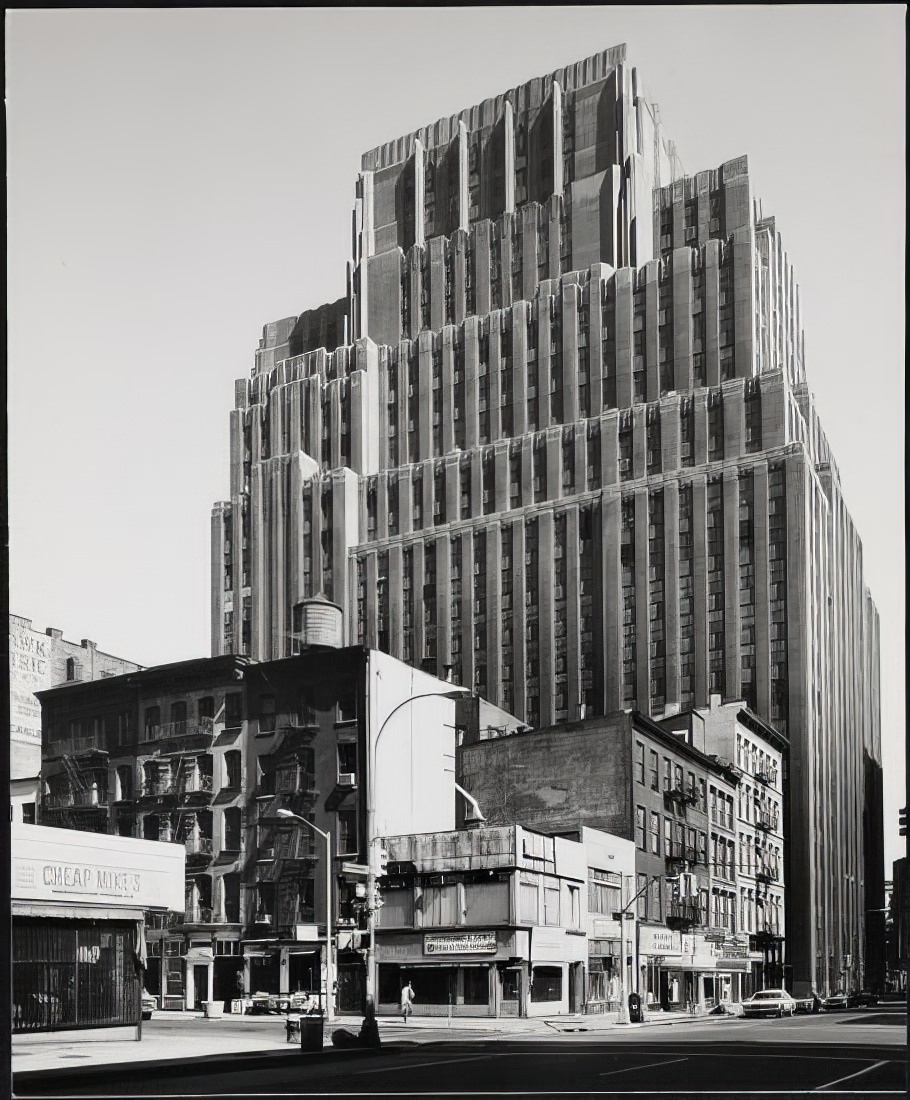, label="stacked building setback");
[205,44,882,999]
